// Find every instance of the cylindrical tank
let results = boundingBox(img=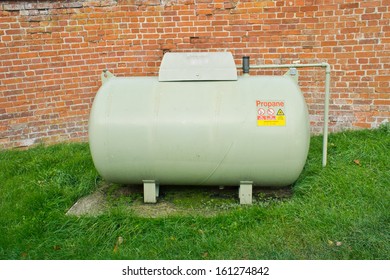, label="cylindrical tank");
[89,75,310,187]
